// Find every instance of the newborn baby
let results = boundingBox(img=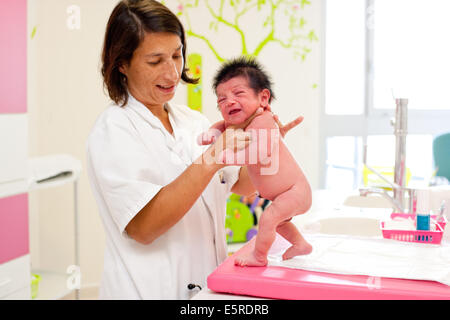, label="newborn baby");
[199,57,312,267]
